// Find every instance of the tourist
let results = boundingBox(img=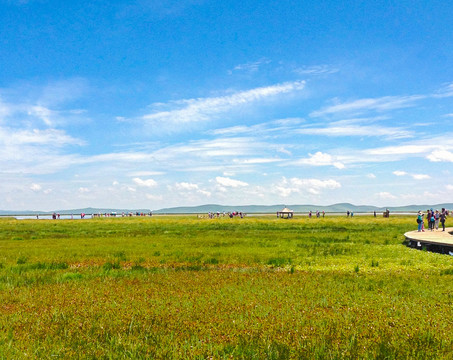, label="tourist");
[417,211,424,232]
[434,210,440,230]
[440,208,447,232]
[429,209,435,231]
